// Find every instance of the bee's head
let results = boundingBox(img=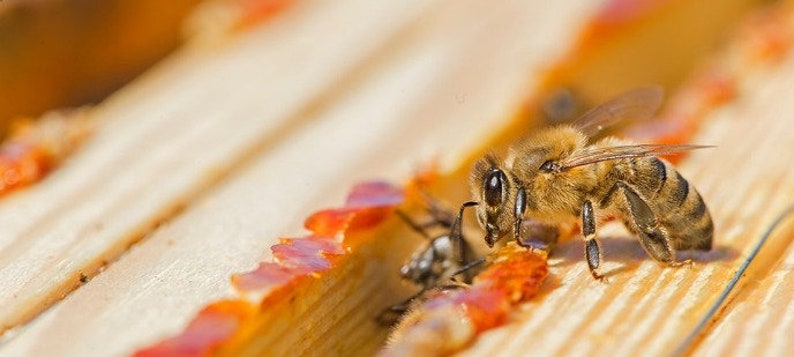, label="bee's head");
[471,154,514,247]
